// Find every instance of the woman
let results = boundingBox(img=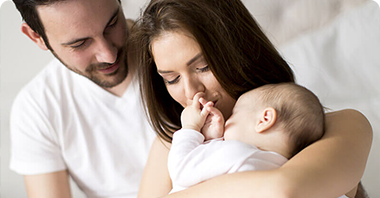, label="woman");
[131,0,372,197]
